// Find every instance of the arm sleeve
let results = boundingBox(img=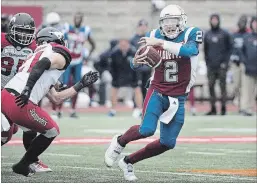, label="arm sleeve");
[163,27,202,57]
[25,57,51,89]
